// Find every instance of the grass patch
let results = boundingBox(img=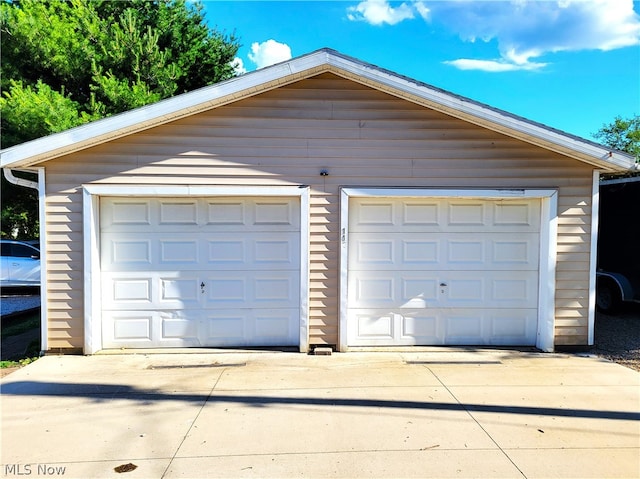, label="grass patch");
[0,356,38,369]
[2,310,41,363]
[1,310,40,338]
